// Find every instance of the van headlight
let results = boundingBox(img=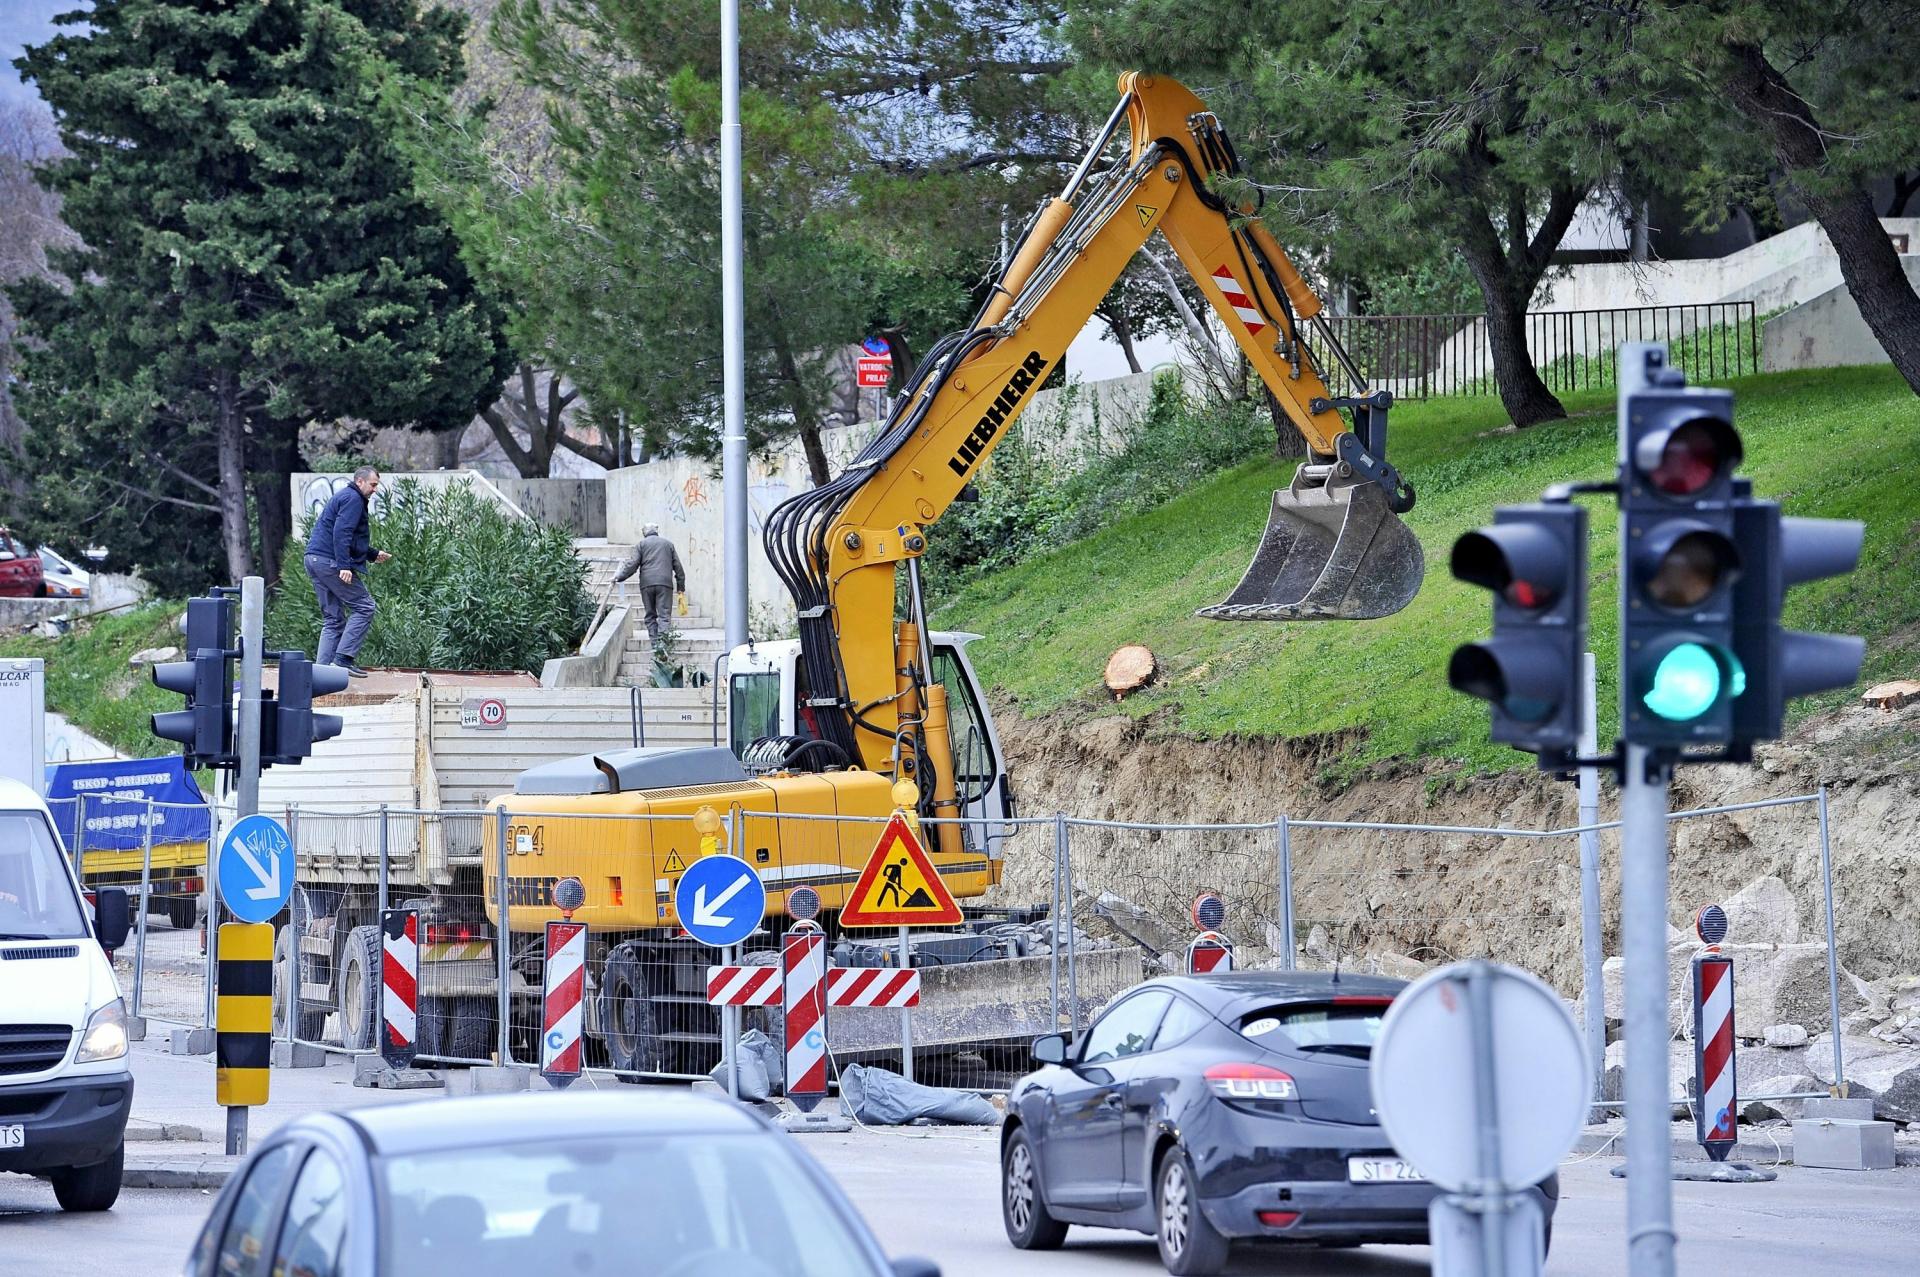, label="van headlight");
[77,998,129,1063]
